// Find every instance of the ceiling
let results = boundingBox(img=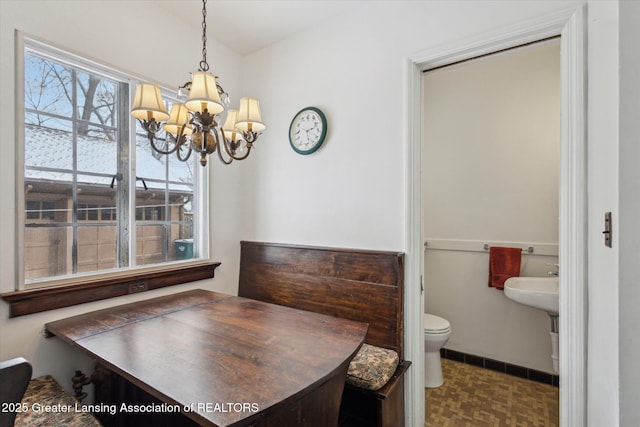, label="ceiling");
[154,0,367,56]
